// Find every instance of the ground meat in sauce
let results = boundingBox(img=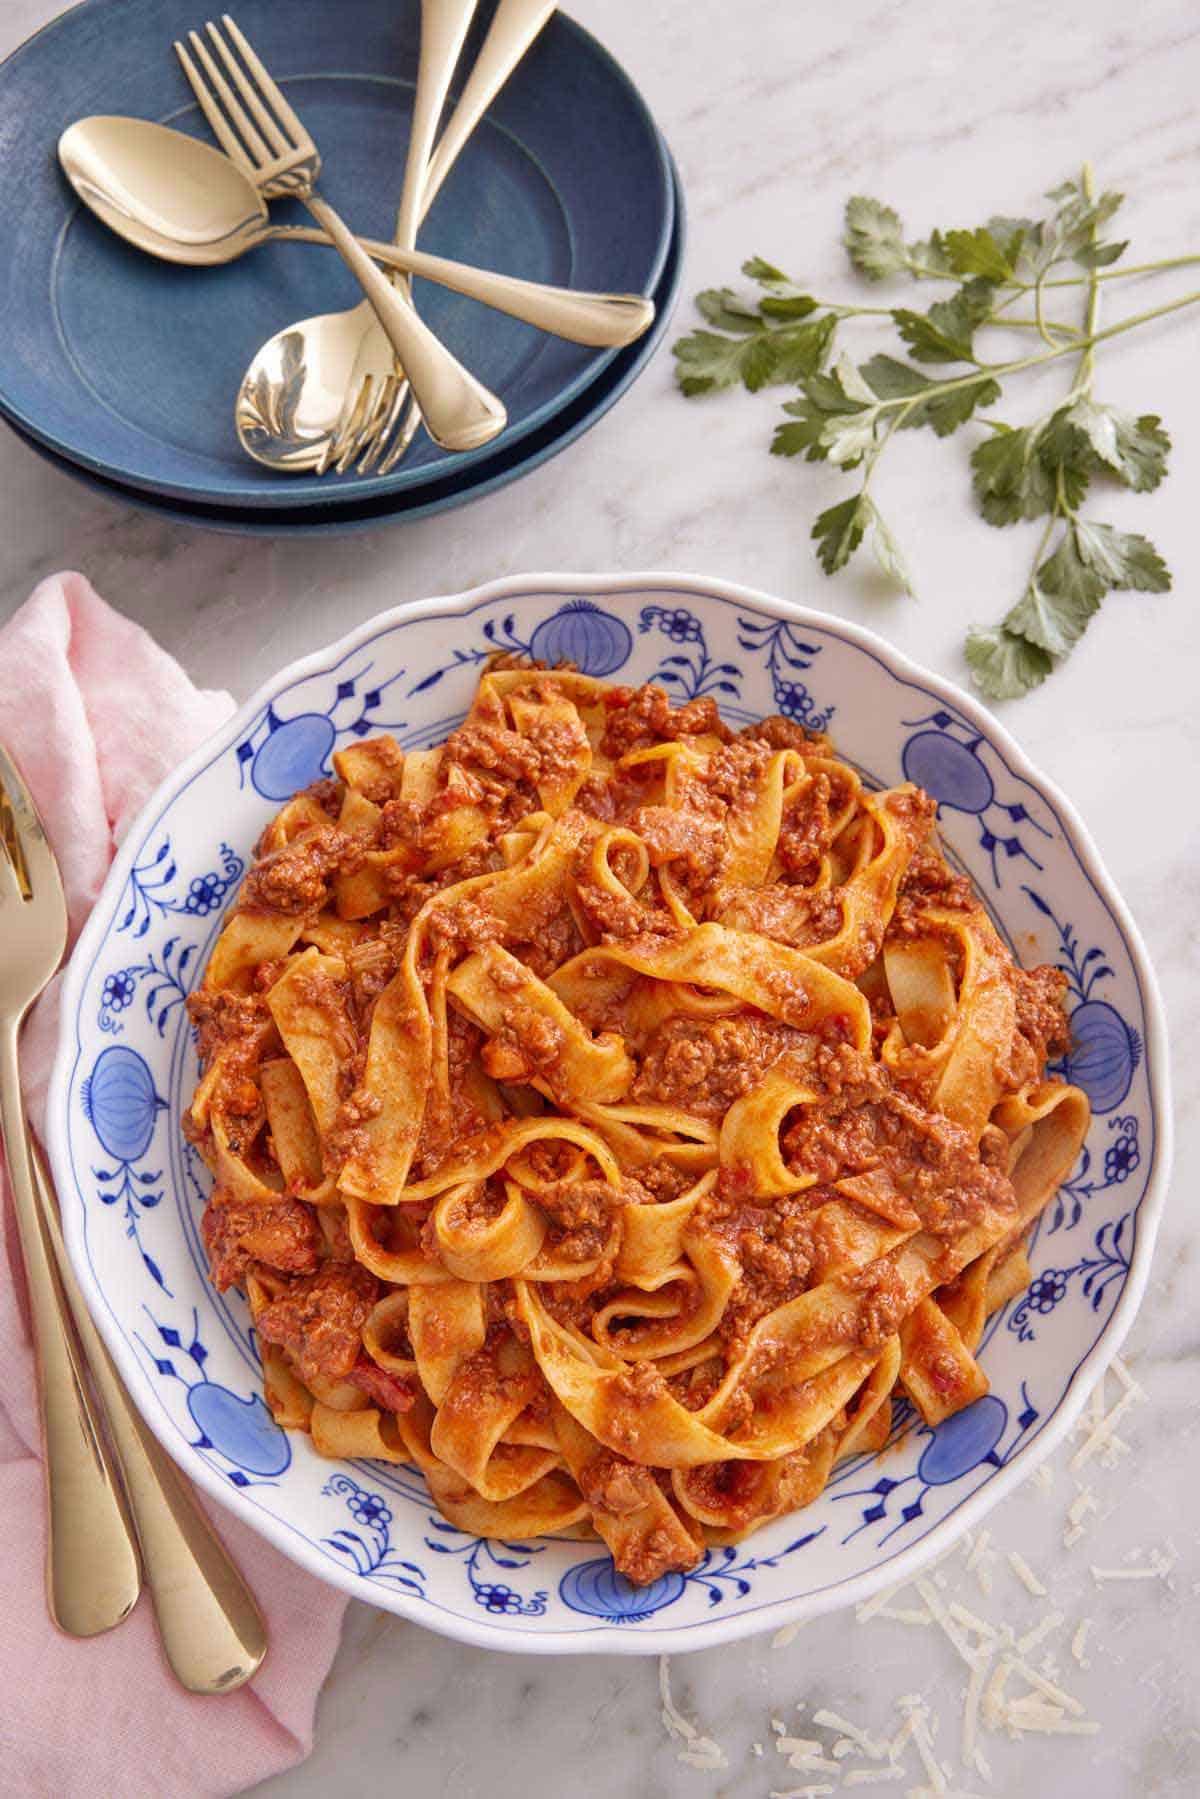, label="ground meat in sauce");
[254,1262,379,1383]
[241,827,356,915]
[633,1012,806,1116]
[346,1354,415,1414]
[1014,963,1071,1061]
[600,684,732,759]
[577,1450,660,1516]
[201,1193,321,1290]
